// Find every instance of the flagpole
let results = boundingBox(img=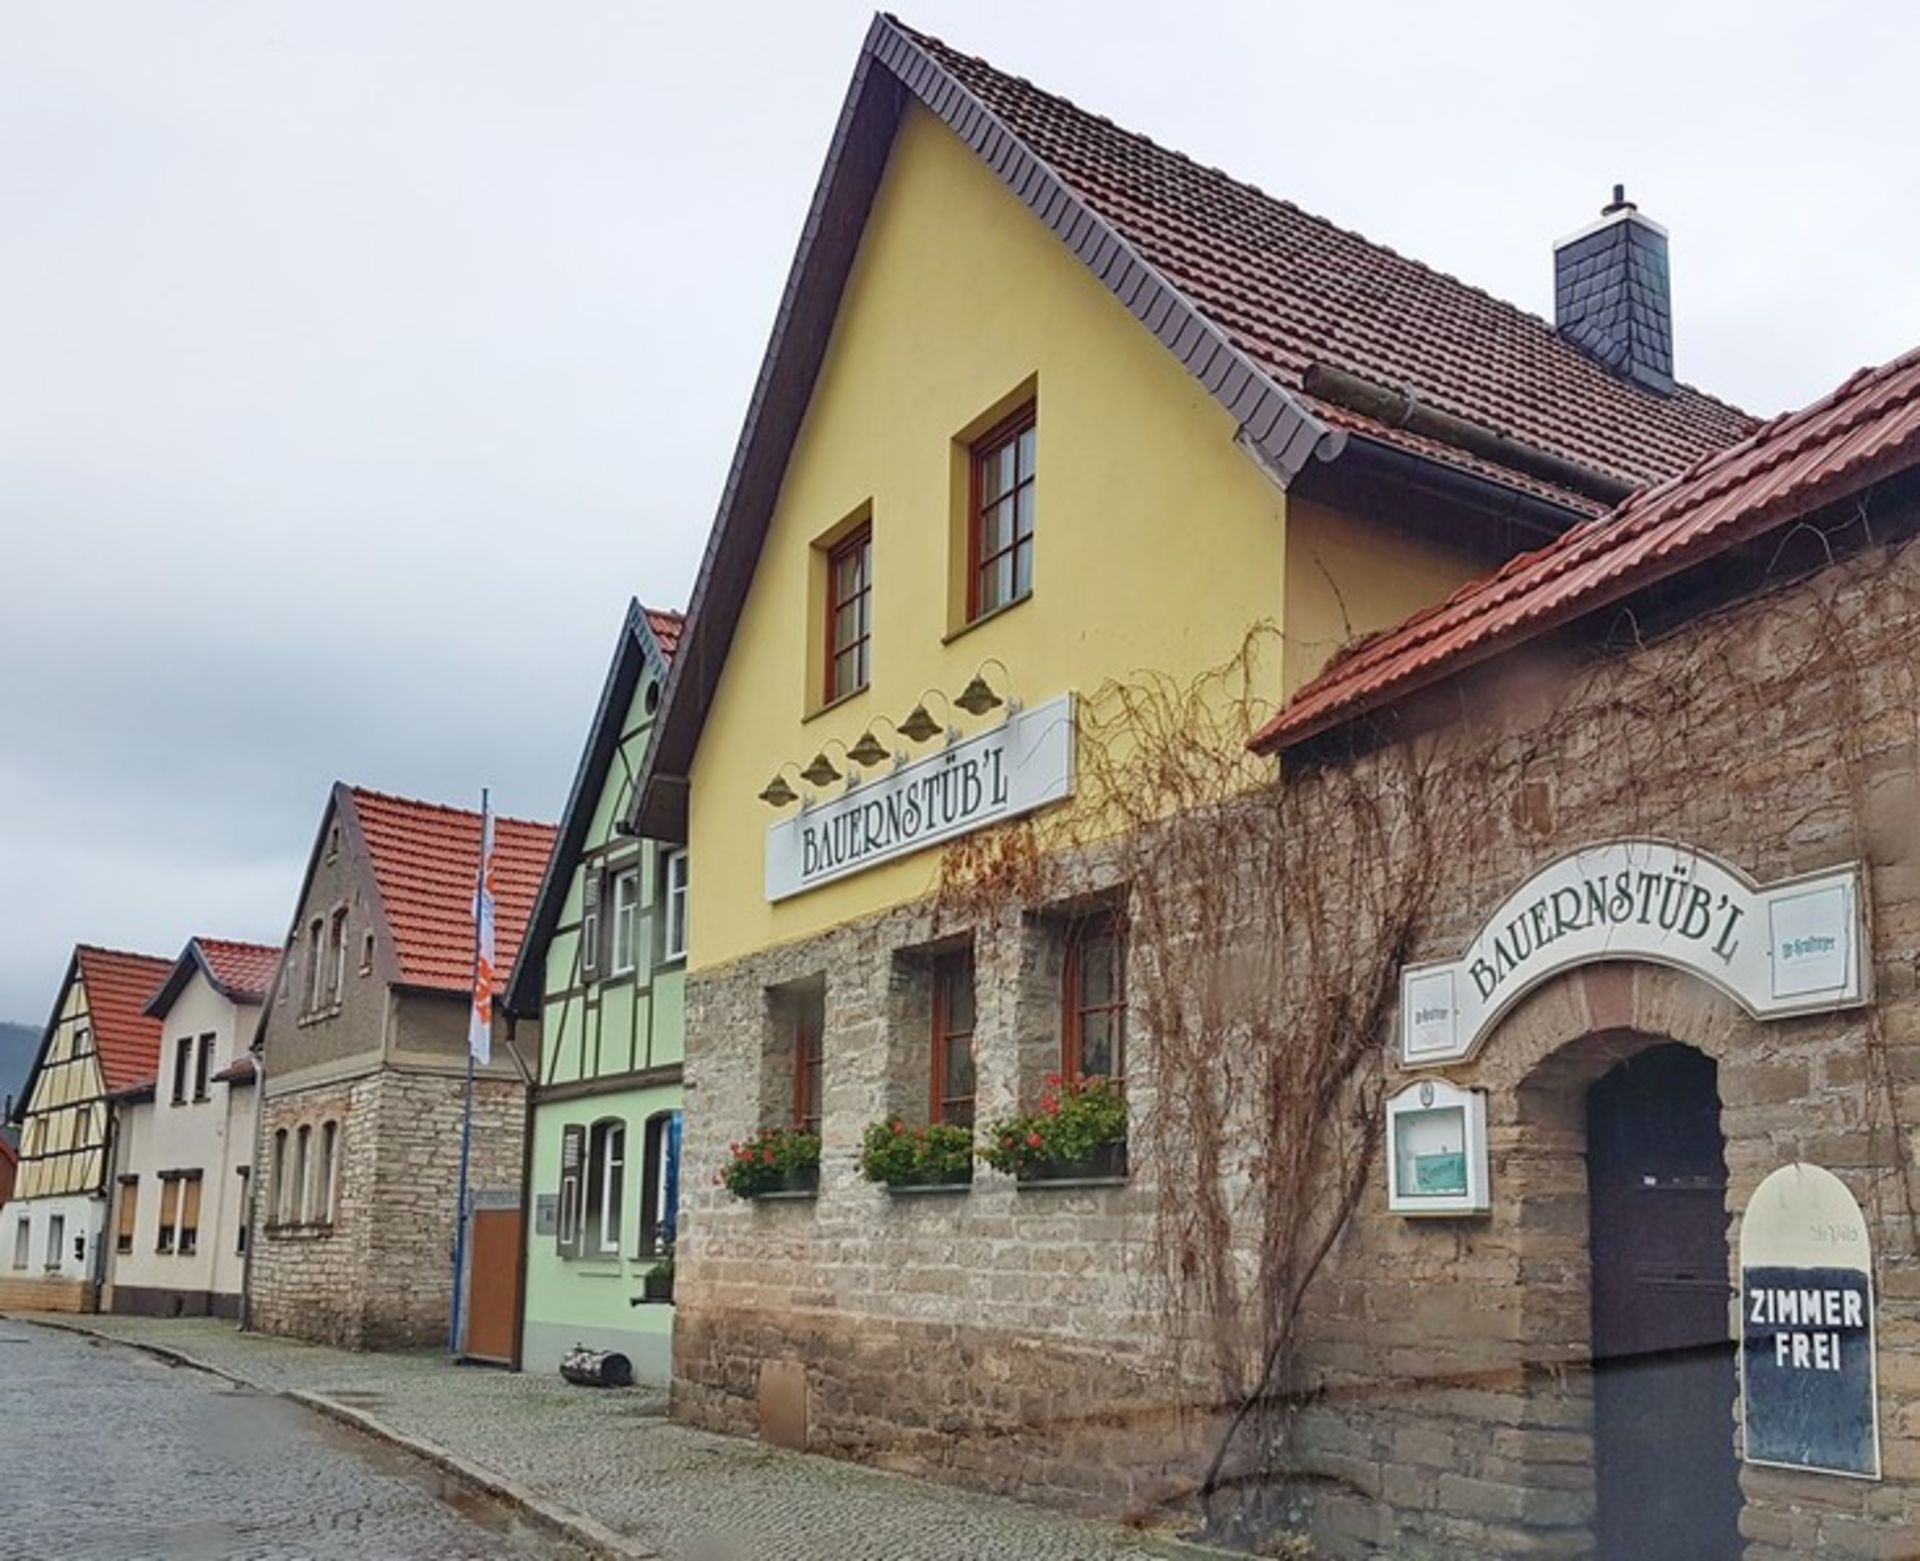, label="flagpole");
[449,786,489,1357]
